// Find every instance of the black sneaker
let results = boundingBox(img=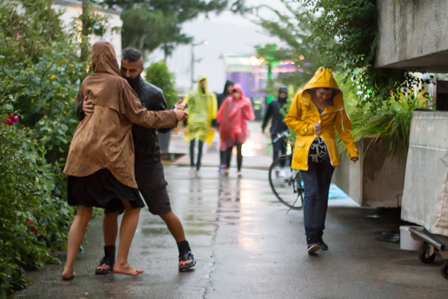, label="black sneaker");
[179,251,196,271]
[307,243,320,254]
[95,245,115,275]
[317,237,328,251]
[95,256,114,275]
[318,241,328,251]
[177,240,196,271]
